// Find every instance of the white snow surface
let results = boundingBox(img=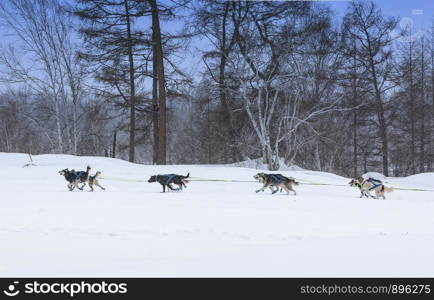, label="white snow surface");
[1,152,434,277]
